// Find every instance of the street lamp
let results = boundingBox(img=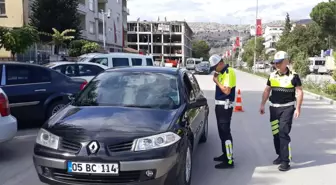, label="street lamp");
[253,0,259,73]
[100,9,111,50]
